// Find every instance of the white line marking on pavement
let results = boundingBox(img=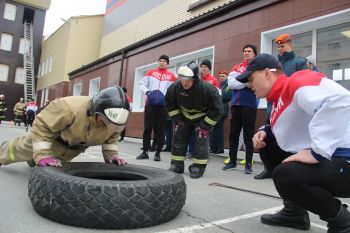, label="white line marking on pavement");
[156,205,327,233]
[311,223,327,230]
[156,206,283,233]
